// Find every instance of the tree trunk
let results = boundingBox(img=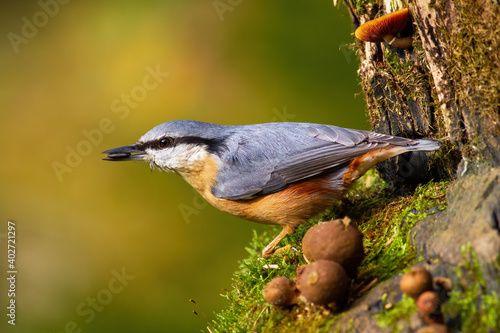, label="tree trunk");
[345,0,500,186]
[333,1,500,331]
